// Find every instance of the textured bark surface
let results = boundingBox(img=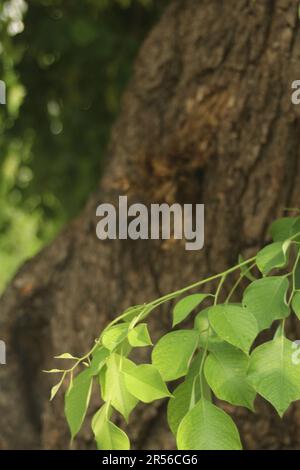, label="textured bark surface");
[1,0,300,450]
